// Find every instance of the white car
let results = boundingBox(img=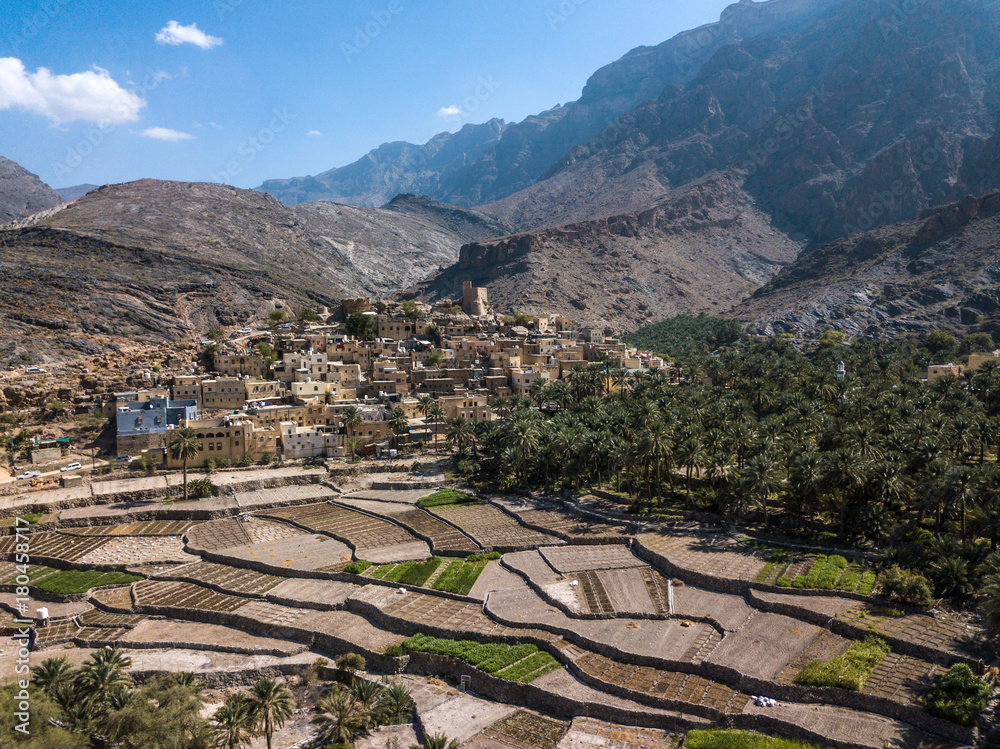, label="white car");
[60,462,82,472]
[238,328,253,334]
[16,471,40,480]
